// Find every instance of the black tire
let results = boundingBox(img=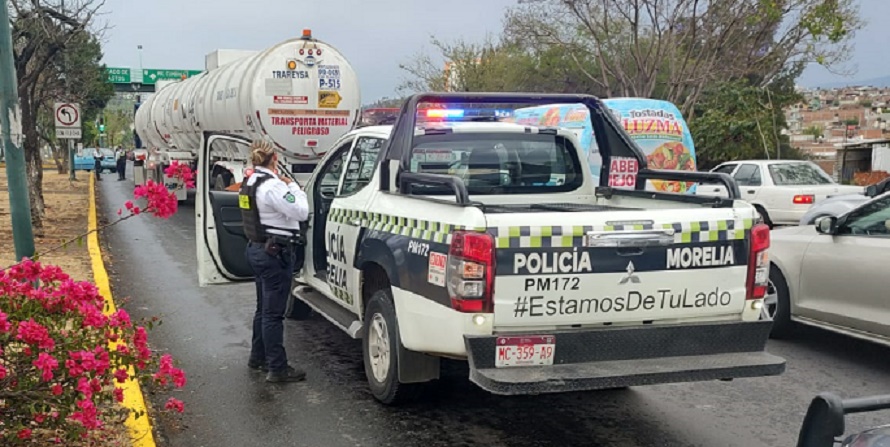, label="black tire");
[285,290,313,320]
[754,205,774,229]
[363,288,419,405]
[767,265,793,338]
